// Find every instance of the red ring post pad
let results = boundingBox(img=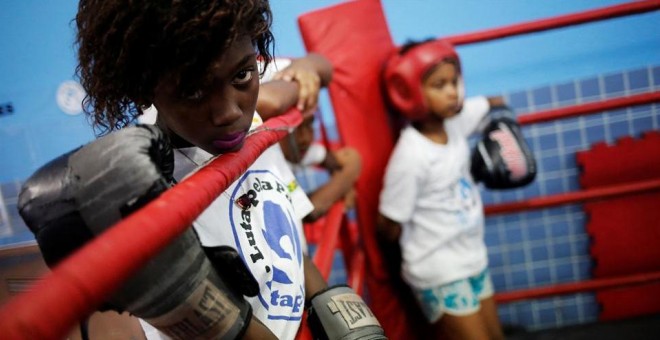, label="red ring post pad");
[299,0,396,283]
[0,110,303,339]
[298,1,433,338]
